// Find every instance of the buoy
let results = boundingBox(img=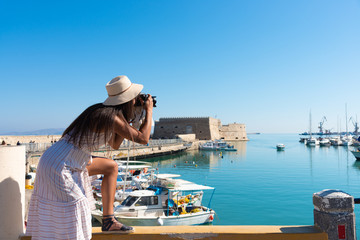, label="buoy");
[174,164,176,167]
[209,215,214,221]
[195,164,197,167]
[193,161,195,164]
